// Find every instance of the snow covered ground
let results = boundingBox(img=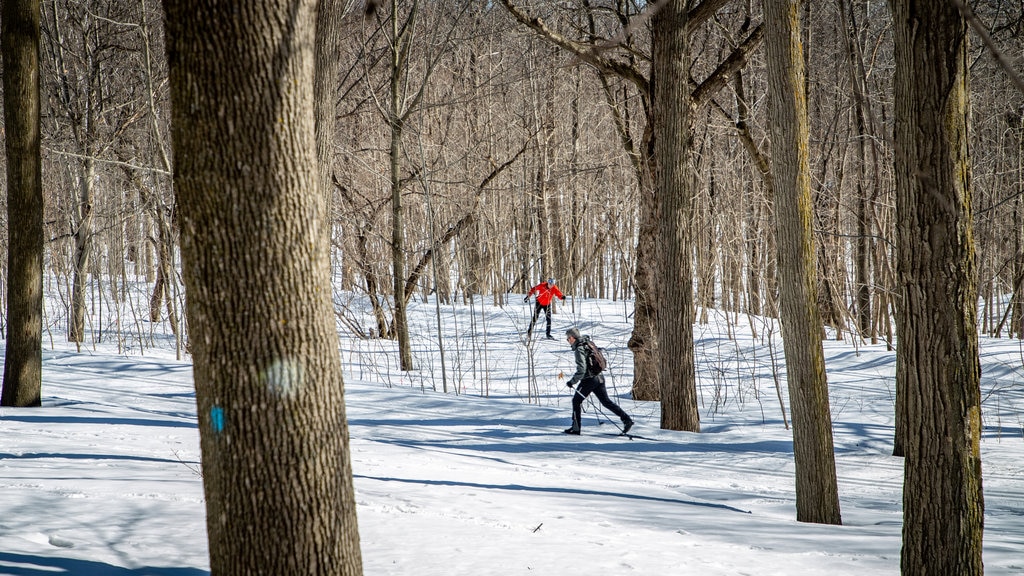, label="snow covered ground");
[1,296,1022,575]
